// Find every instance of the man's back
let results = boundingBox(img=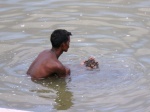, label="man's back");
[27,50,58,79]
